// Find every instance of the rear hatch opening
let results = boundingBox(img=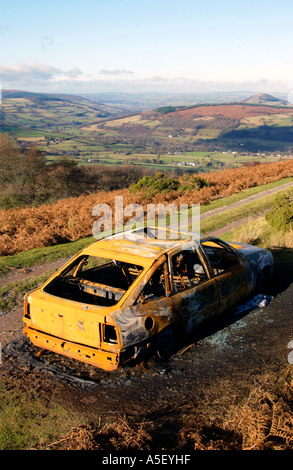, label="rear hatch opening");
[43,255,143,307]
